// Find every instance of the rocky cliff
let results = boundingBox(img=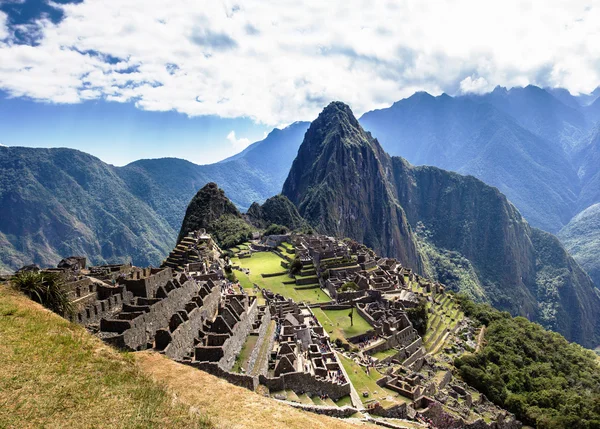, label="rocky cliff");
[283,102,600,347]
[282,102,423,272]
